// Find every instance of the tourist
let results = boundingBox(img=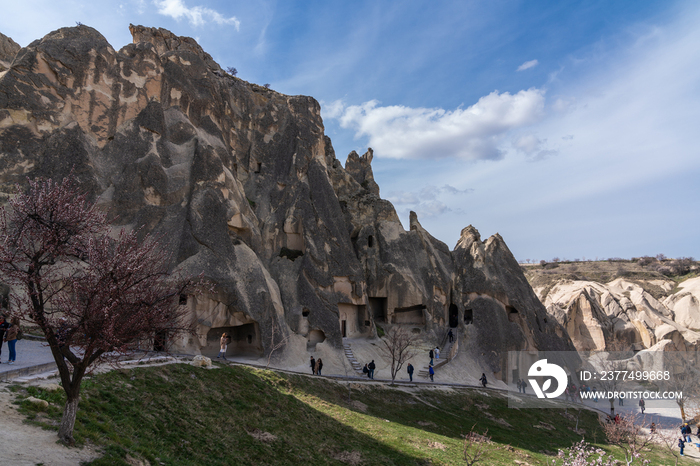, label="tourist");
[428,364,434,382]
[429,348,434,365]
[521,379,527,394]
[407,363,414,382]
[435,346,440,360]
[310,356,316,374]
[363,363,369,377]
[448,329,453,343]
[368,360,376,379]
[479,373,487,388]
[0,314,9,363]
[679,437,686,456]
[217,332,230,360]
[517,378,522,393]
[639,398,645,414]
[316,358,323,376]
[650,422,656,434]
[3,316,20,365]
